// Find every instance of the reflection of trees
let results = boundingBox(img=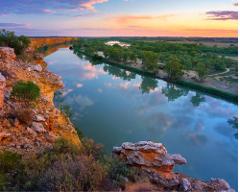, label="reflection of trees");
[162,83,189,102]
[103,65,136,81]
[191,93,206,107]
[140,77,158,94]
[228,117,238,140]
